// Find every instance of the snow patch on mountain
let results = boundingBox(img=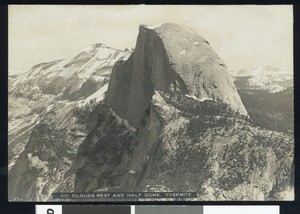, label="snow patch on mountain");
[28,153,48,170]
[248,76,286,93]
[152,91,181,121]
[77,83,109,107]
[233,66,292,77]
[142,23,164,30]
[111,110,137,132]
[232,66,293,92]
[185,94,213,102]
